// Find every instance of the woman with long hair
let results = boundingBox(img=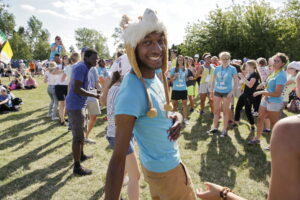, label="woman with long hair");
[249,53,288,149]
[208,52,238,137]
[232,60,261,130]
[170,55,189,124]
[105,70,140,200]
